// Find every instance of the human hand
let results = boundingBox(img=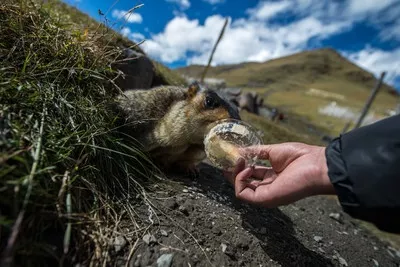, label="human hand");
[223,142,336,208]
